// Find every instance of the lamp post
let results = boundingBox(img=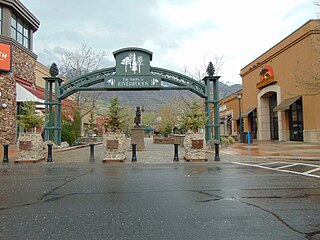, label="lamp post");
[237,93,243,143]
